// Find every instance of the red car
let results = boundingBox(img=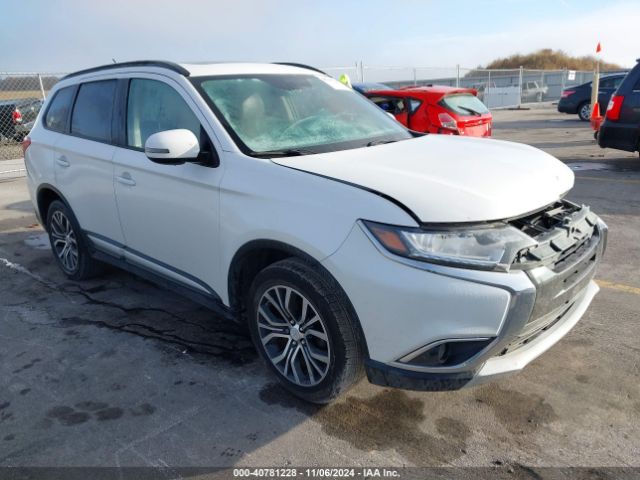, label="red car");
[365,85,492,137]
